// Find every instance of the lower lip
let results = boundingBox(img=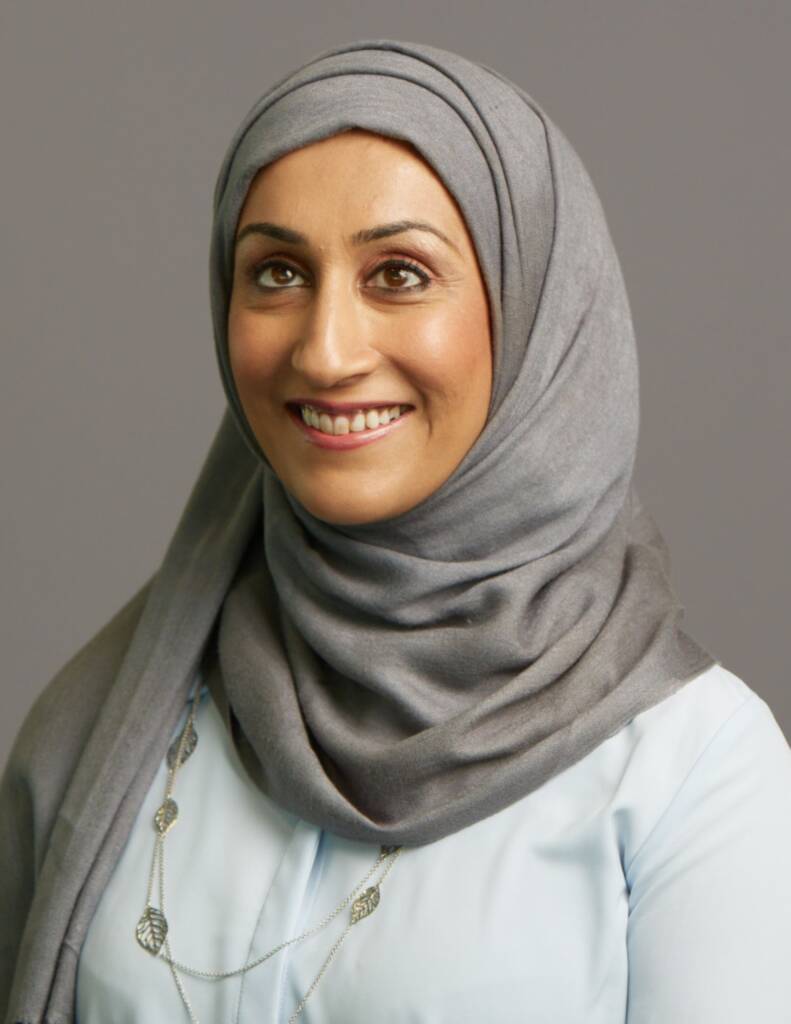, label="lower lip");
[287,406,412,450]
